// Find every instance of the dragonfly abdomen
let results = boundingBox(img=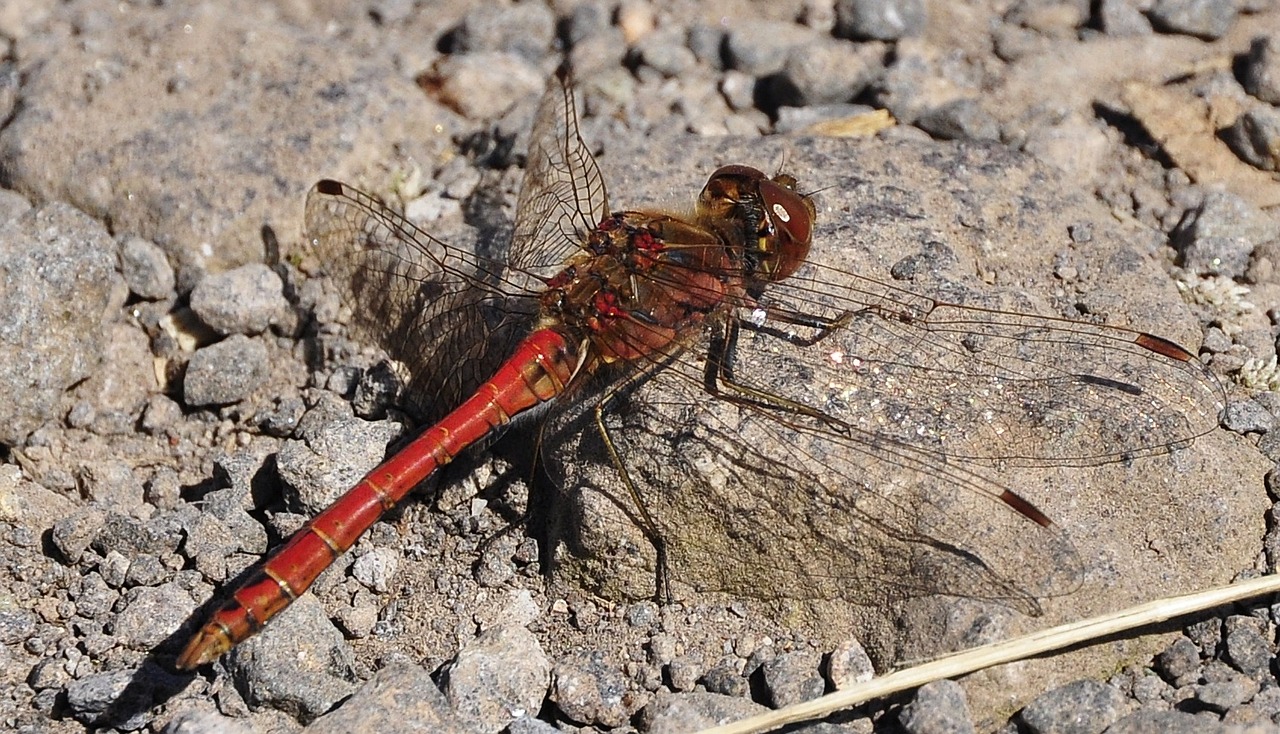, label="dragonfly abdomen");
[176,328,578,669]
